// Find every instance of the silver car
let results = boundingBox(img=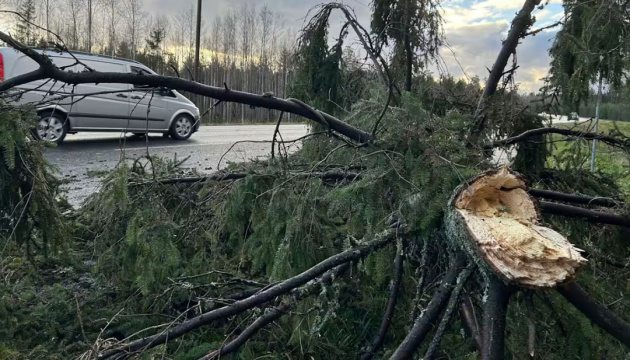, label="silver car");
[0,48,200,143]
